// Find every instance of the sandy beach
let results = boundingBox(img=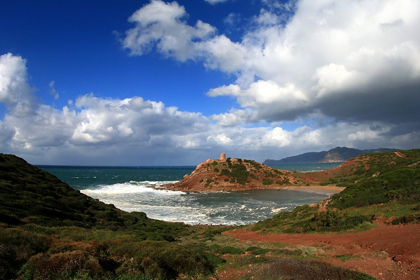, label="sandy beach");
[280,185,345,194]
